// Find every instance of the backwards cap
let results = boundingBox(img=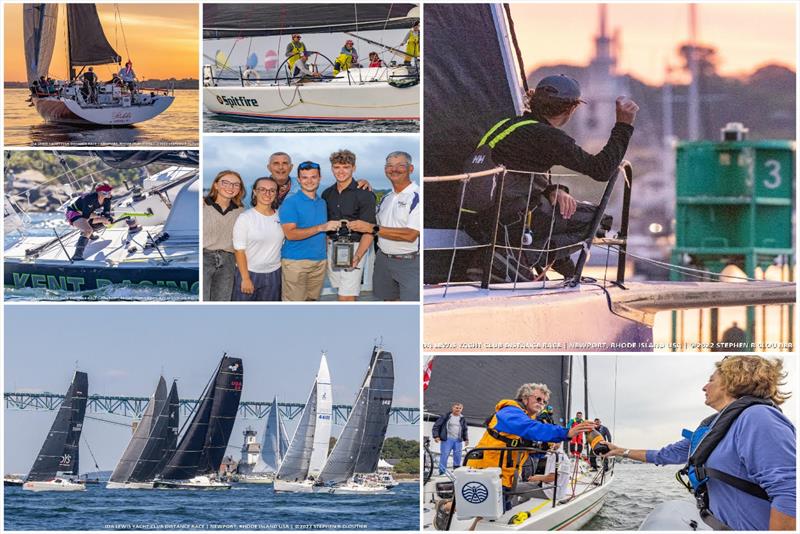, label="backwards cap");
[535,74,585,103]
